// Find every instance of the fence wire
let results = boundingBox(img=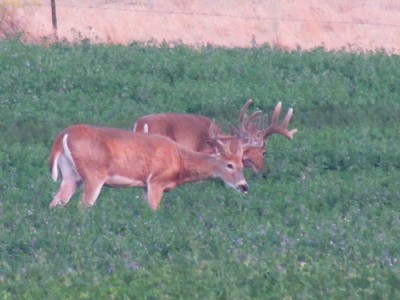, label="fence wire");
[19,1,400,28]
